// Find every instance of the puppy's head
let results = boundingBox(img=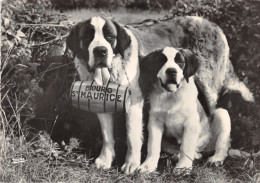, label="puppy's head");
[66,17,131,85]
[139,47,198,95]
